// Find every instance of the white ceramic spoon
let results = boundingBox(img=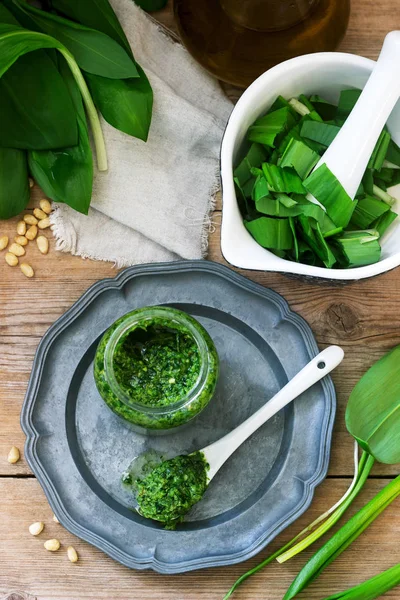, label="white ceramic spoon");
[310,30,400,200]
[202,345,344,481]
